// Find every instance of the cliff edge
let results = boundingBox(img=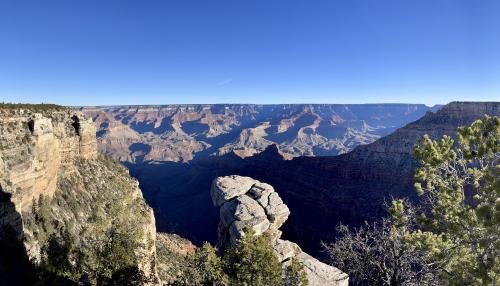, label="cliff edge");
[0,106,159,285]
